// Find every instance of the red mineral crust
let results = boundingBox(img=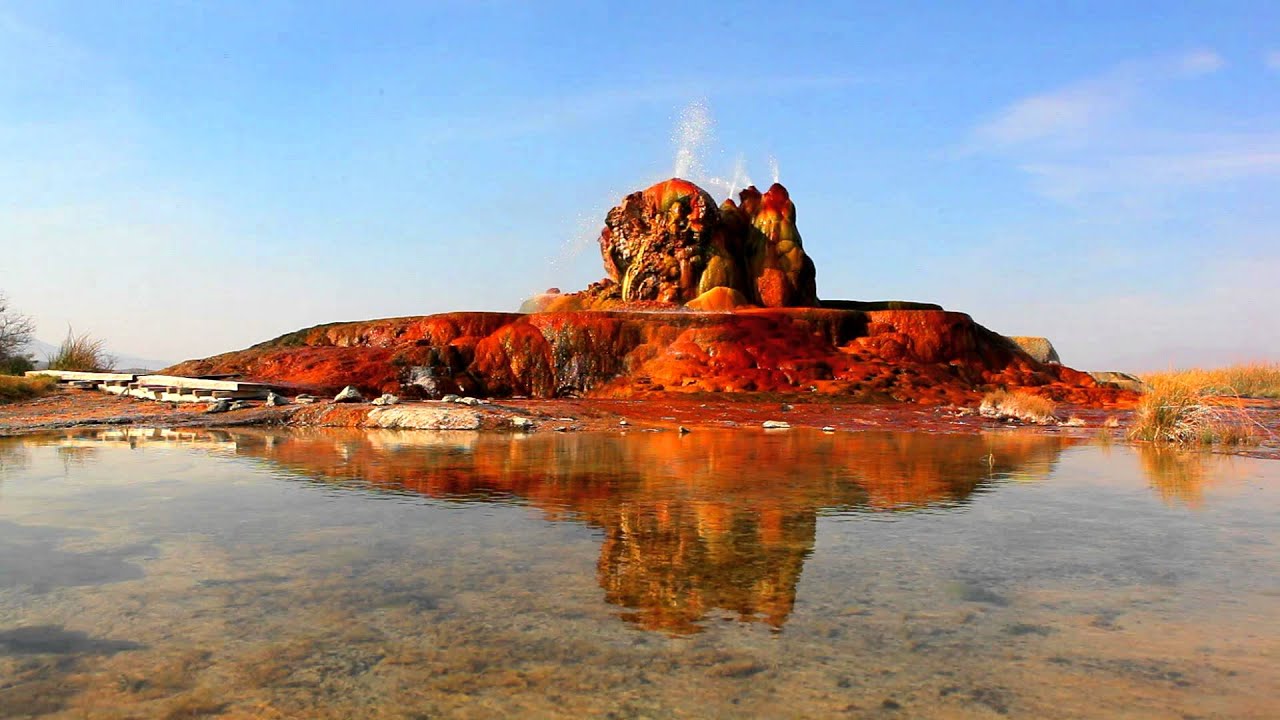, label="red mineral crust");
[165,179,1135,407]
